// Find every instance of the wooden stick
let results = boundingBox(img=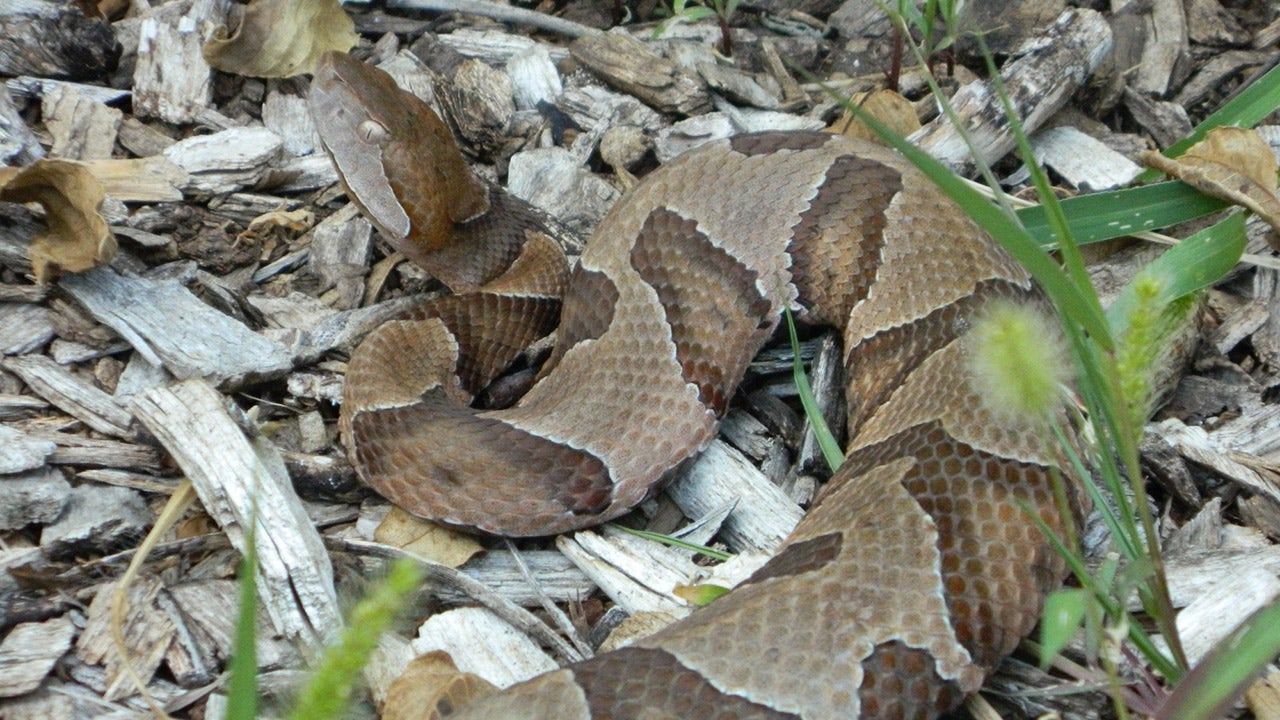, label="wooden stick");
[380,0,601,38]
